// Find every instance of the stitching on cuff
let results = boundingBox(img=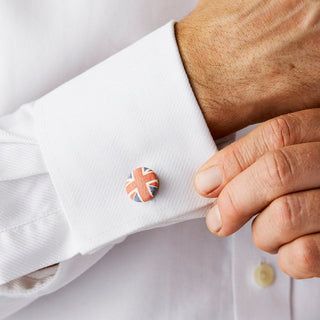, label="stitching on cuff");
[0,209,61,234]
